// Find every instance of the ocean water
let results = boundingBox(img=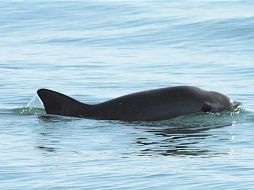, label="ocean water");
[1,0,254,189]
